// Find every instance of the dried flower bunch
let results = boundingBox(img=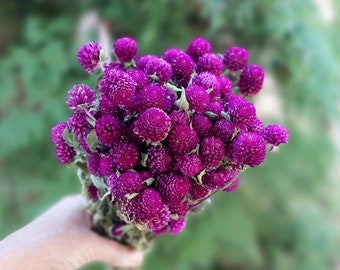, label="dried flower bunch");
[51,37,289,249]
